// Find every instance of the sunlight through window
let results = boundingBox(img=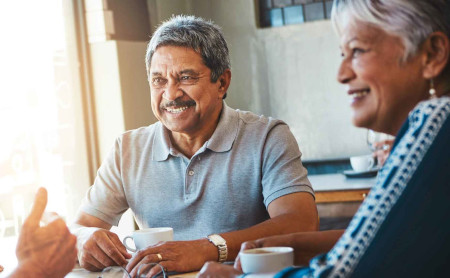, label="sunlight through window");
[0,0,90,271]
